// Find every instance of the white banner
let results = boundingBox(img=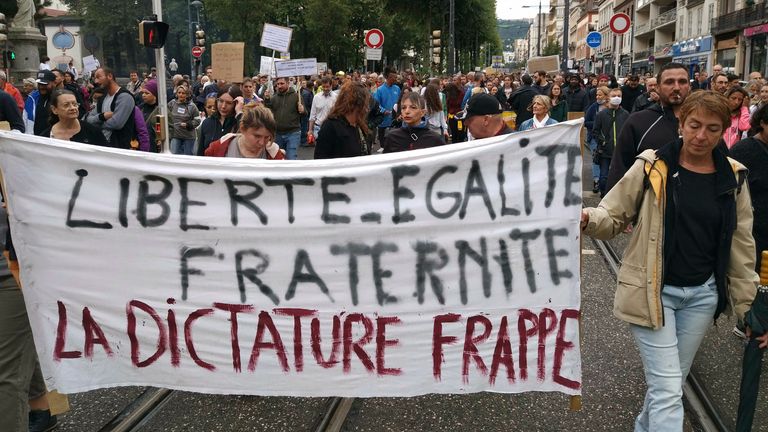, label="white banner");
[0,122,584,397]
[274,58,318,78]
[260,23,293,53]
[259,56,276,78]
